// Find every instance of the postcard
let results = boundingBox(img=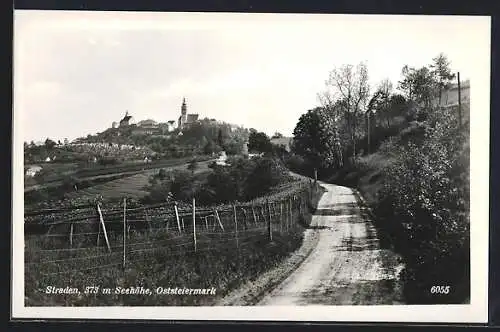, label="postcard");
[12,11,490,323]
